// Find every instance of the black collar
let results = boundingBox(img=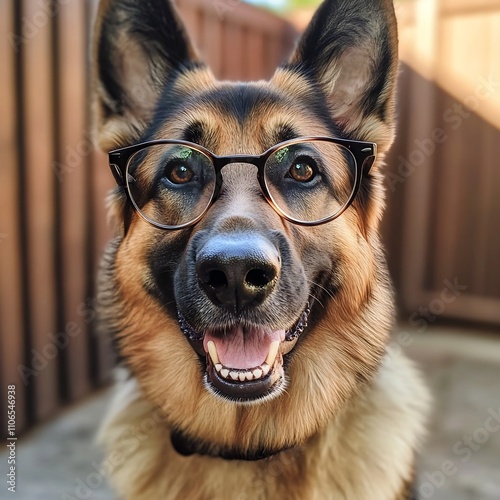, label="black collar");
[170,430,290,461]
